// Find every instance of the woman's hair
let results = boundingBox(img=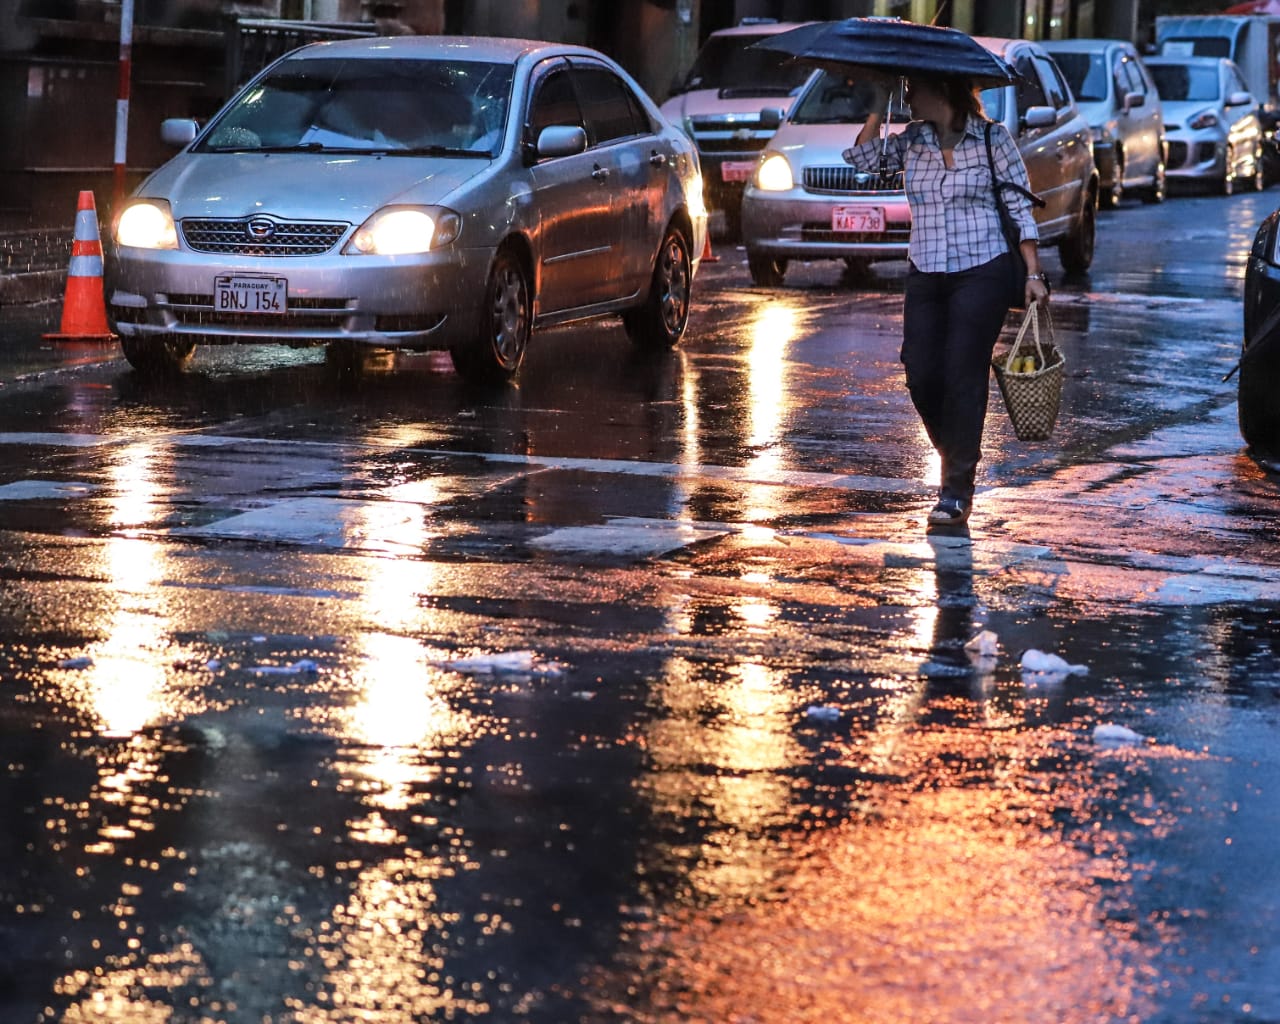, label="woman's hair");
[916,75,986,131]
